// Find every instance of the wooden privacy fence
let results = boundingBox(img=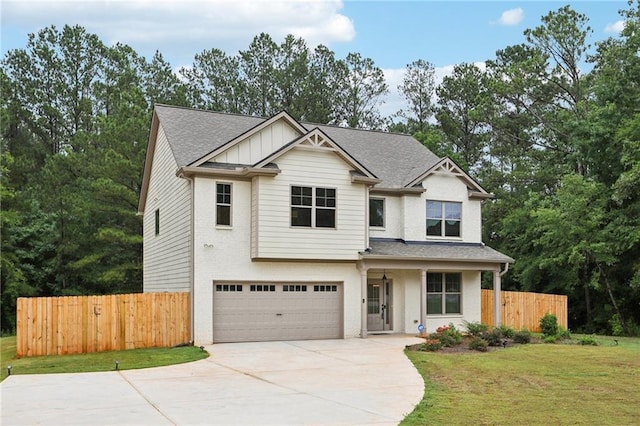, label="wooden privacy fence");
[16,292,190,357]
[481,289,567,332]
